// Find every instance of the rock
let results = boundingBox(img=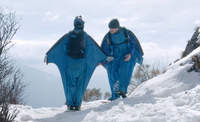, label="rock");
[183,27,200,58]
